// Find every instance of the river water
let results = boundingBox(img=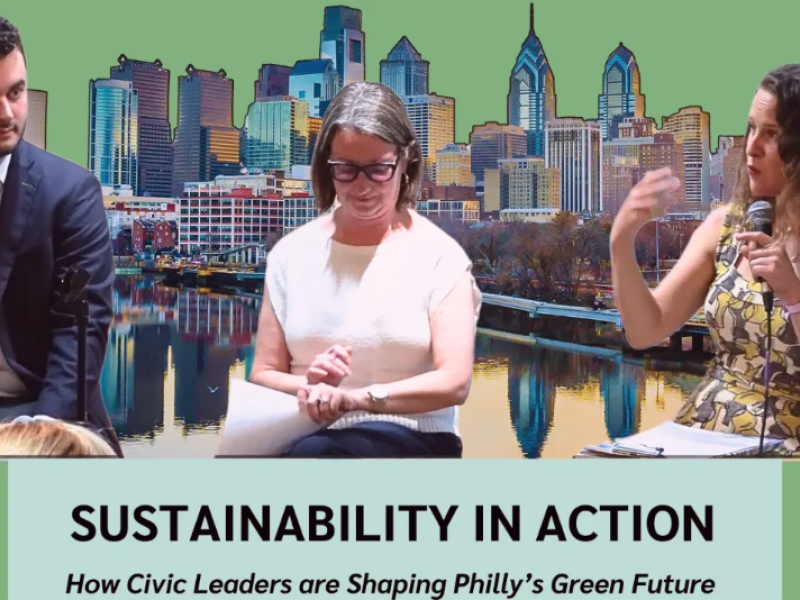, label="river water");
[102,276,706,458]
